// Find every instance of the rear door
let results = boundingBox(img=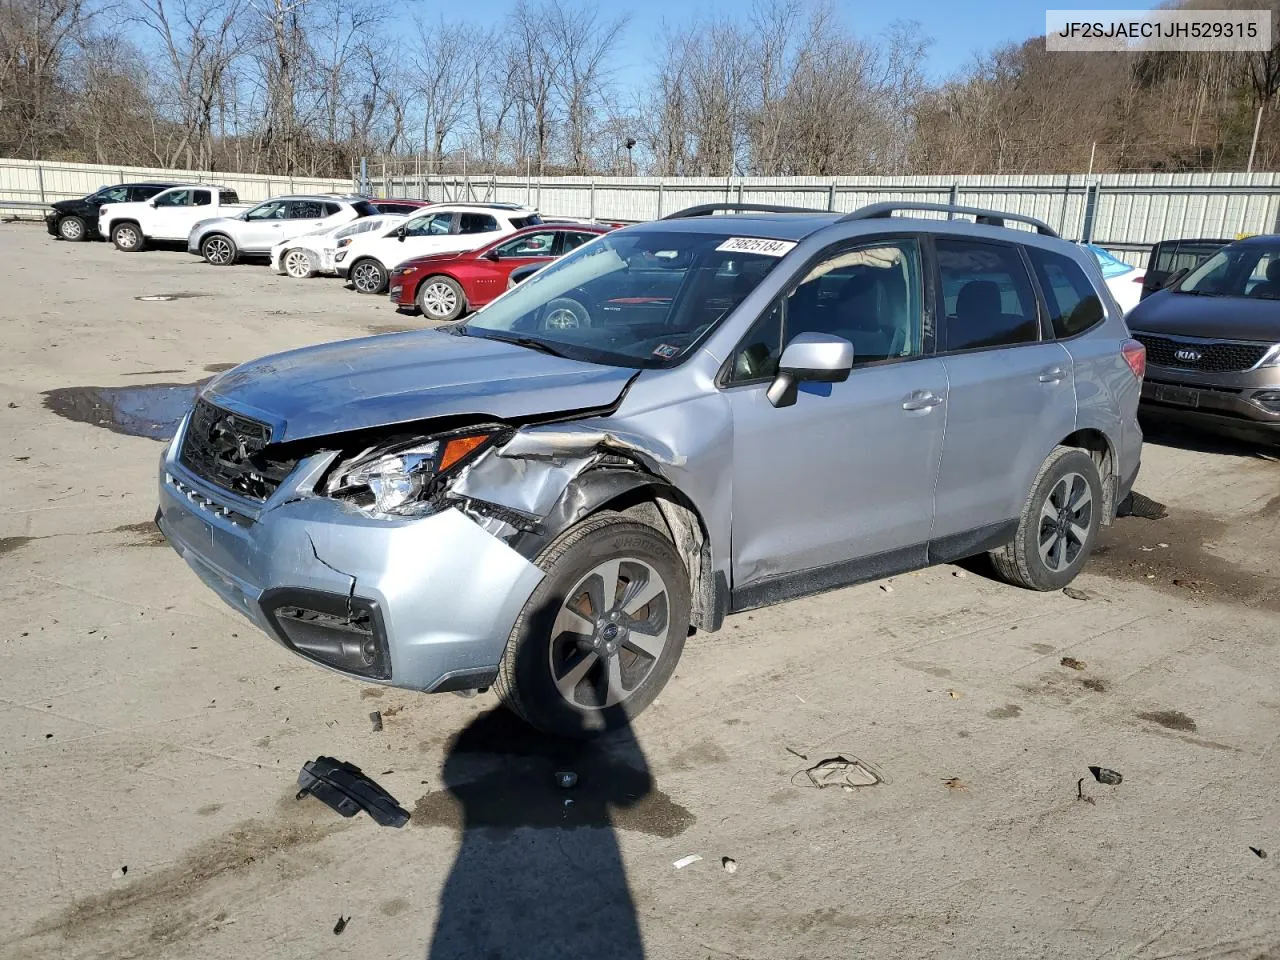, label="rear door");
[929,236,1075,547]
[726,236,946,594]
